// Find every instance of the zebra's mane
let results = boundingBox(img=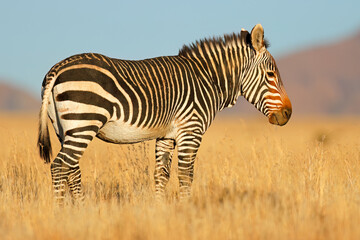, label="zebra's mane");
[178,30,269,57]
